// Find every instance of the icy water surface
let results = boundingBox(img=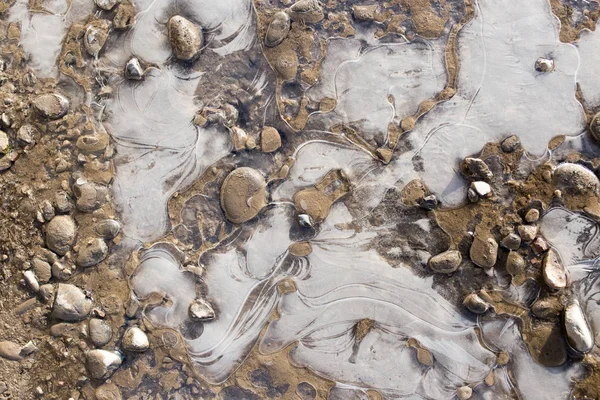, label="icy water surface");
[6,0,600,398]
